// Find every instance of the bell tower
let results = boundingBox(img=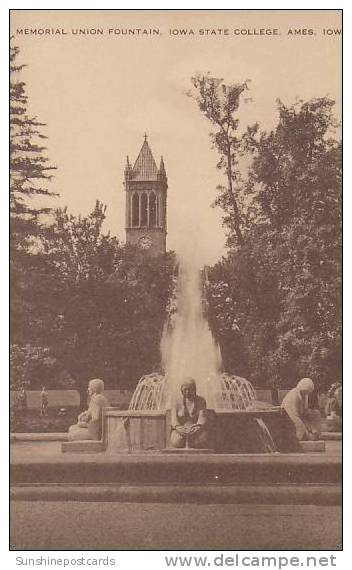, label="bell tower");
[124,135,167,256]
